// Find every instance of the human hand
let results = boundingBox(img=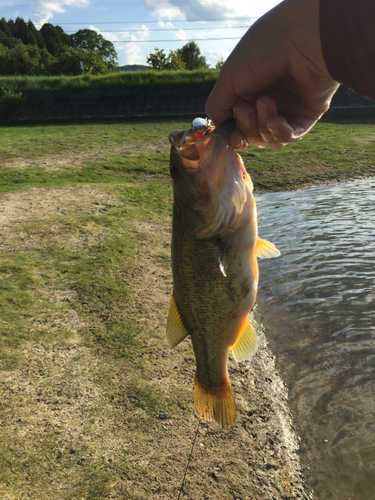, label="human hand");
[205,0,340,150]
